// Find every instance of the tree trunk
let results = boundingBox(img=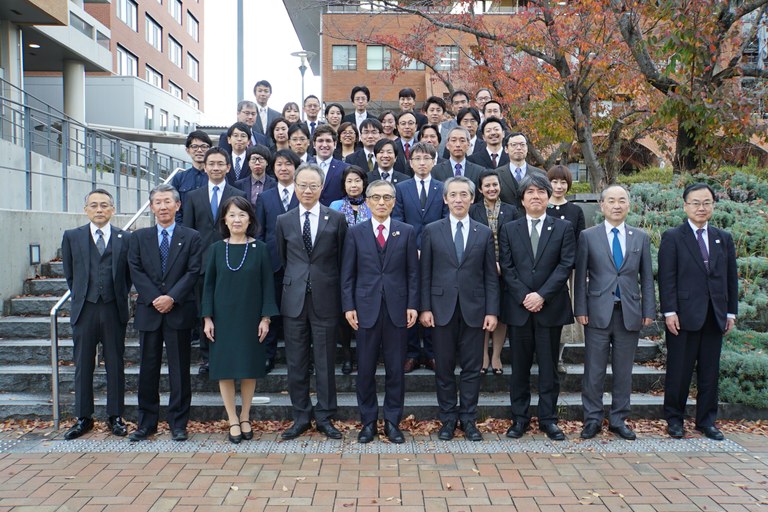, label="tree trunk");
[675,114,699,173]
